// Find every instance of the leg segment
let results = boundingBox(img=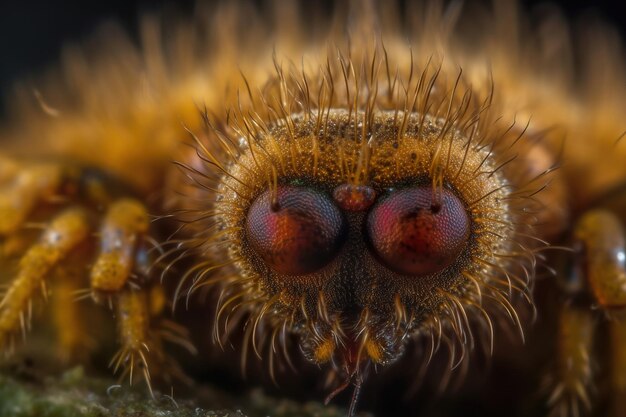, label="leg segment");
[52,259,95,363]
[548,209,626,416]
[547,303,593,417]
[92,199,176,393]
[111,288,161,396]
[0,209,89,349]
[90,199,150,294]
[574,210,626,309]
